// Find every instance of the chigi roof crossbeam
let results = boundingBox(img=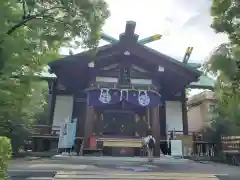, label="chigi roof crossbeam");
[100,21,201,69]
[100,21,161,45]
